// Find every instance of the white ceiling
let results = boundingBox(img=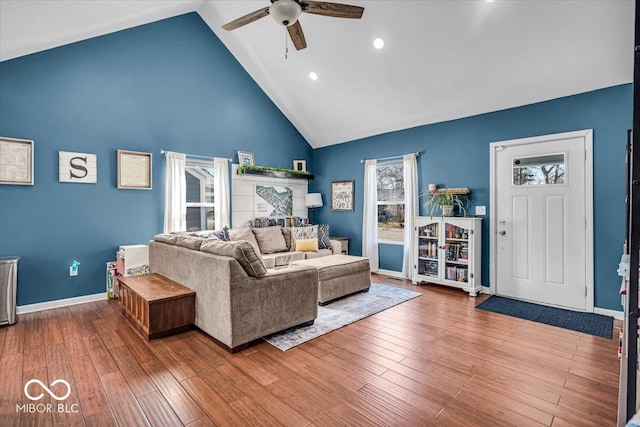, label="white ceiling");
[1,1,634,148]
